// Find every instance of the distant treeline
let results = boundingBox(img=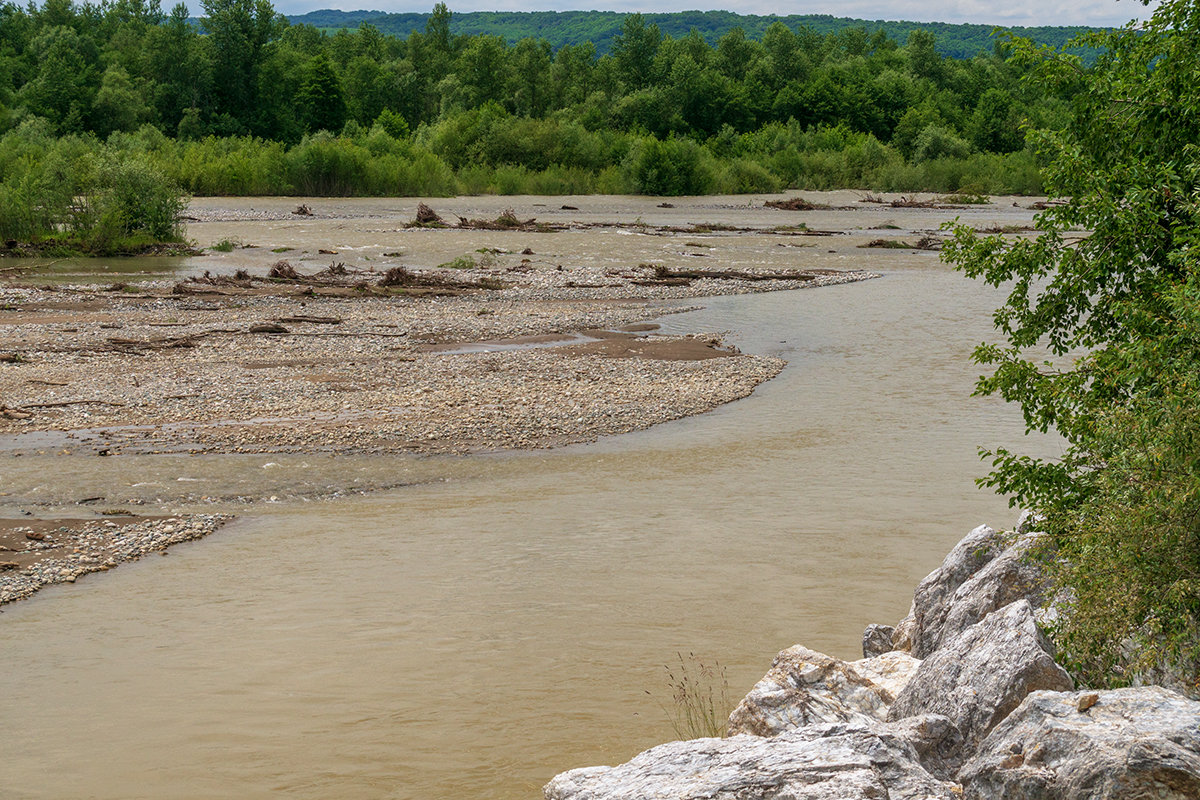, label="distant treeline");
[1,0,1075,219]
[288,8,1102,61]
